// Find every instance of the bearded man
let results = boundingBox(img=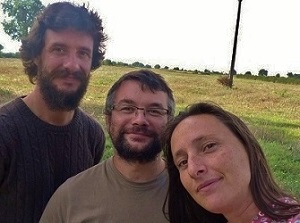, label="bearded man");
[40,69,175,223]
[0,2,106,222]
